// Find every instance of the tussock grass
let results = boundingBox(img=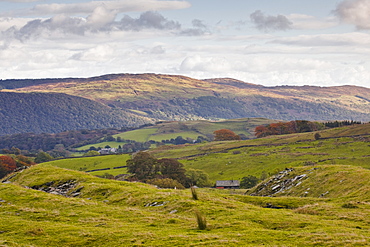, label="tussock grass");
[191,187,198,200]
[194,209,207,230]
